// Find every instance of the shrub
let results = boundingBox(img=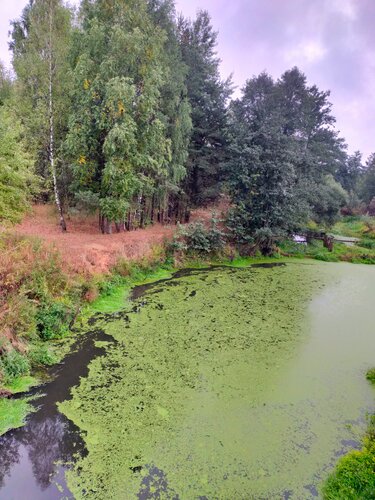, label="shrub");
[112,257,133,277]
[0,350,30,381]
[170,219,226,256]
[366,368,375,383]
[30,344,57,367]
[35,302,71,341]
[359,239,375,250]
[314,252,340,263]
